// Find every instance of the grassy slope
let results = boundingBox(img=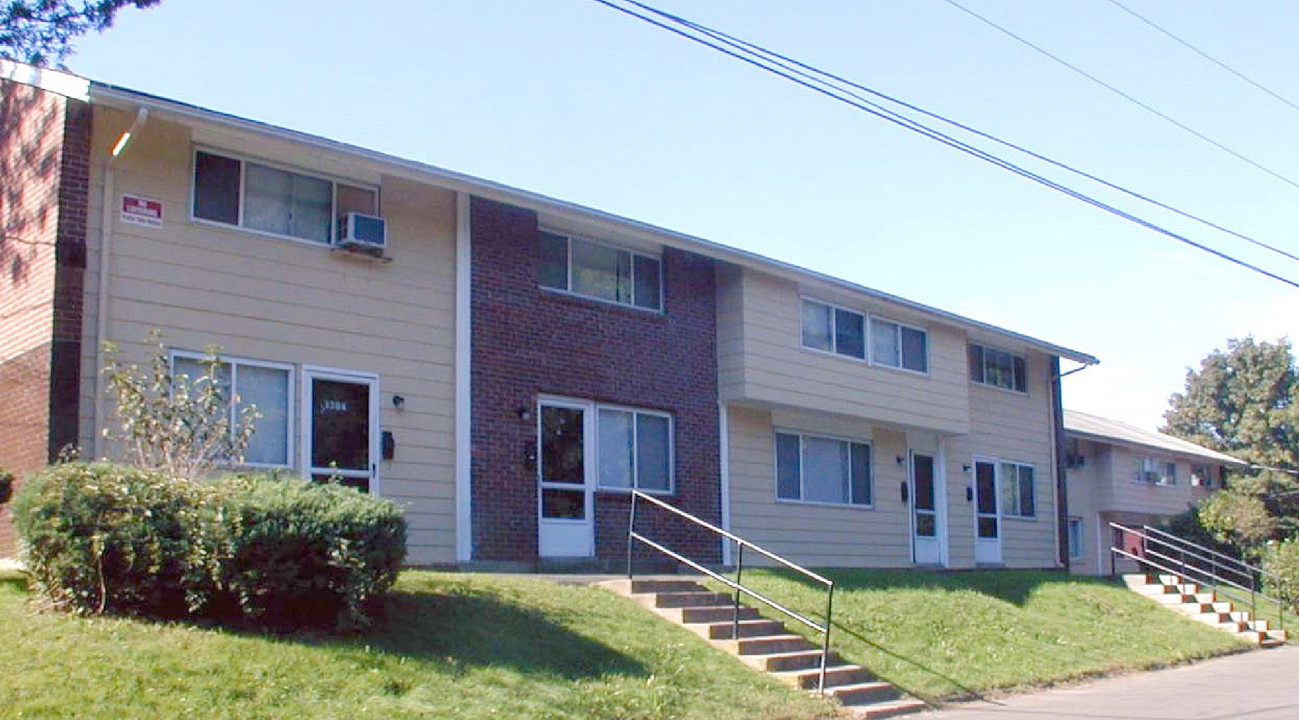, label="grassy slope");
[711,569,1249,703]
[0,570,835,720]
